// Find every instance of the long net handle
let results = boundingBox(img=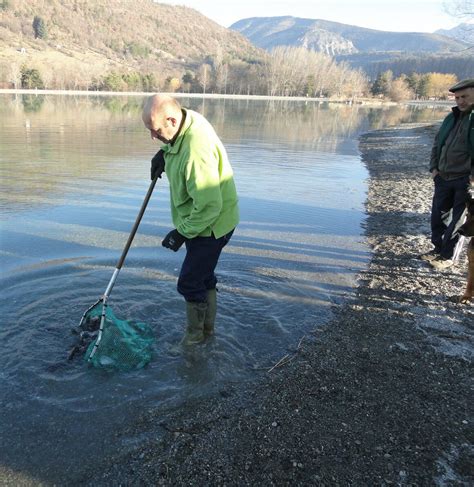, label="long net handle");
[87,297,108,362]
[116,175,158,270]
[87,175,159,362]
